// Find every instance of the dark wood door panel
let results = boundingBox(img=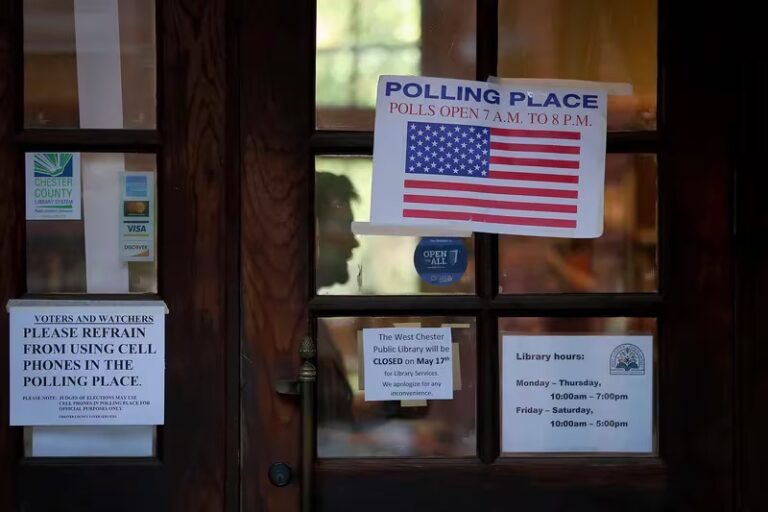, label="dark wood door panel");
[735,20,768,508]
[316,460,666,512]
[239,0,314,510]
[18,462,164,512]
[160,0,230,509]
[0,0,21,508]
[1,0,233,510]
[657,1,737,510]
